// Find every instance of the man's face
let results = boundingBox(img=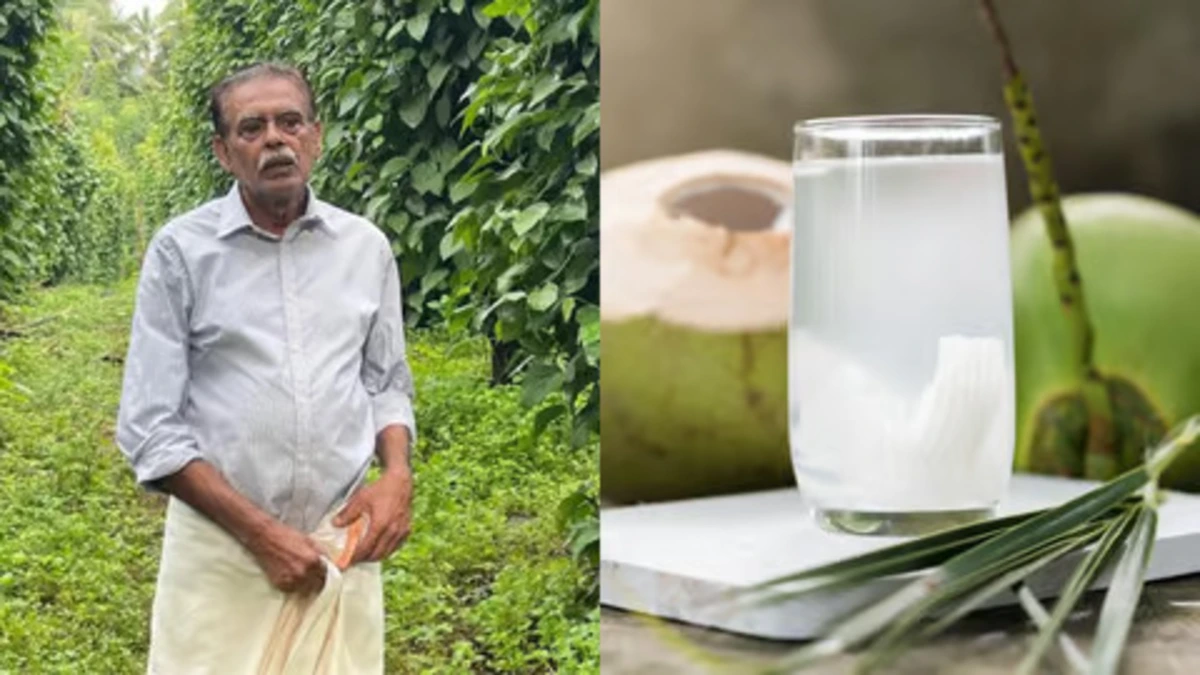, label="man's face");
[212,75,322,204]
